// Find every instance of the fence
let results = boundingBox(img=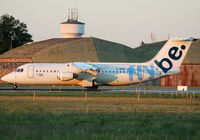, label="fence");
[0,87,200,97]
